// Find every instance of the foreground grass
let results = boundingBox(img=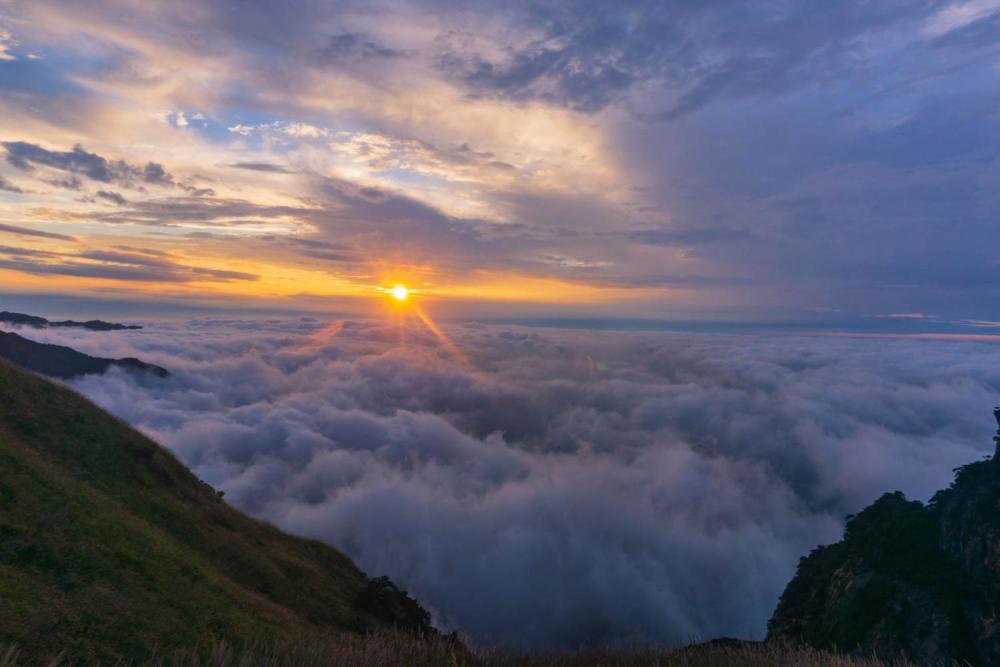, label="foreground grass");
[0,632,920,667]
[0,360,432,663]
